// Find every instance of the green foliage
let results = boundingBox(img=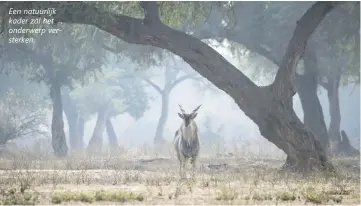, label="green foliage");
[316,2,359,85]
[91,1,144,19]
[158,1,209,28]
[338,35,360,85]
[86,1,210,68]
[115,77,149,119]
[93,1,211,28]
